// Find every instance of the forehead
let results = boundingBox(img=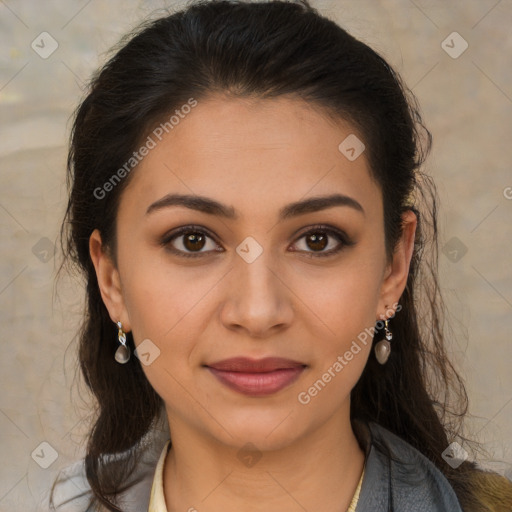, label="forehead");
[119,95,382,221]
